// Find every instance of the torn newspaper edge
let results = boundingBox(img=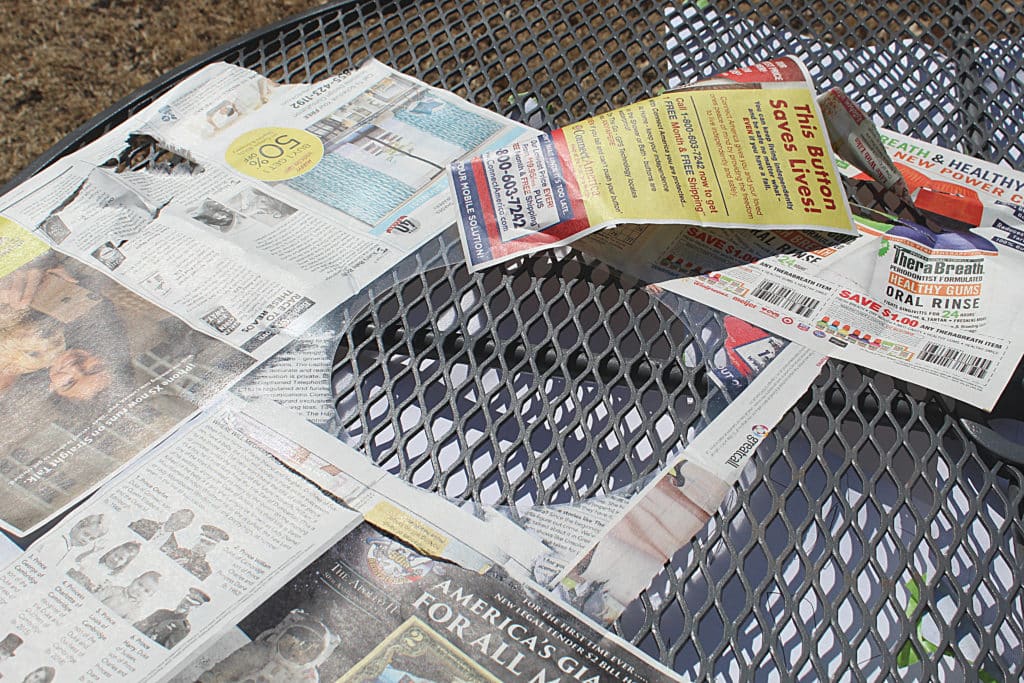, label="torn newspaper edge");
[0,59,530,536]
[551,342,826,623]
[450,56,856,271]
